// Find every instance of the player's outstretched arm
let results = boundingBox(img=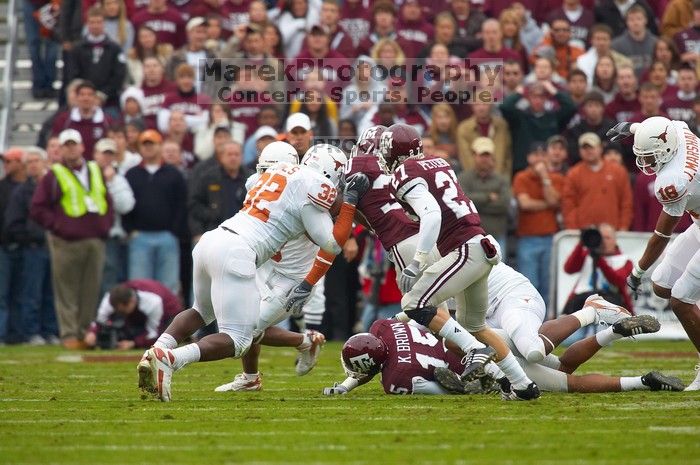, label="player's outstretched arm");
[323,375,372,396]
[627,211,680,298]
